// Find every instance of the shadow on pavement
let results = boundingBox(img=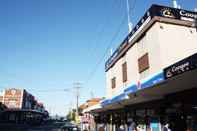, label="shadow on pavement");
[0,123,29,131]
